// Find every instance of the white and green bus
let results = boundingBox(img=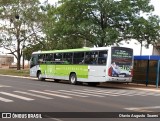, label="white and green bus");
[30,47,133,86]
